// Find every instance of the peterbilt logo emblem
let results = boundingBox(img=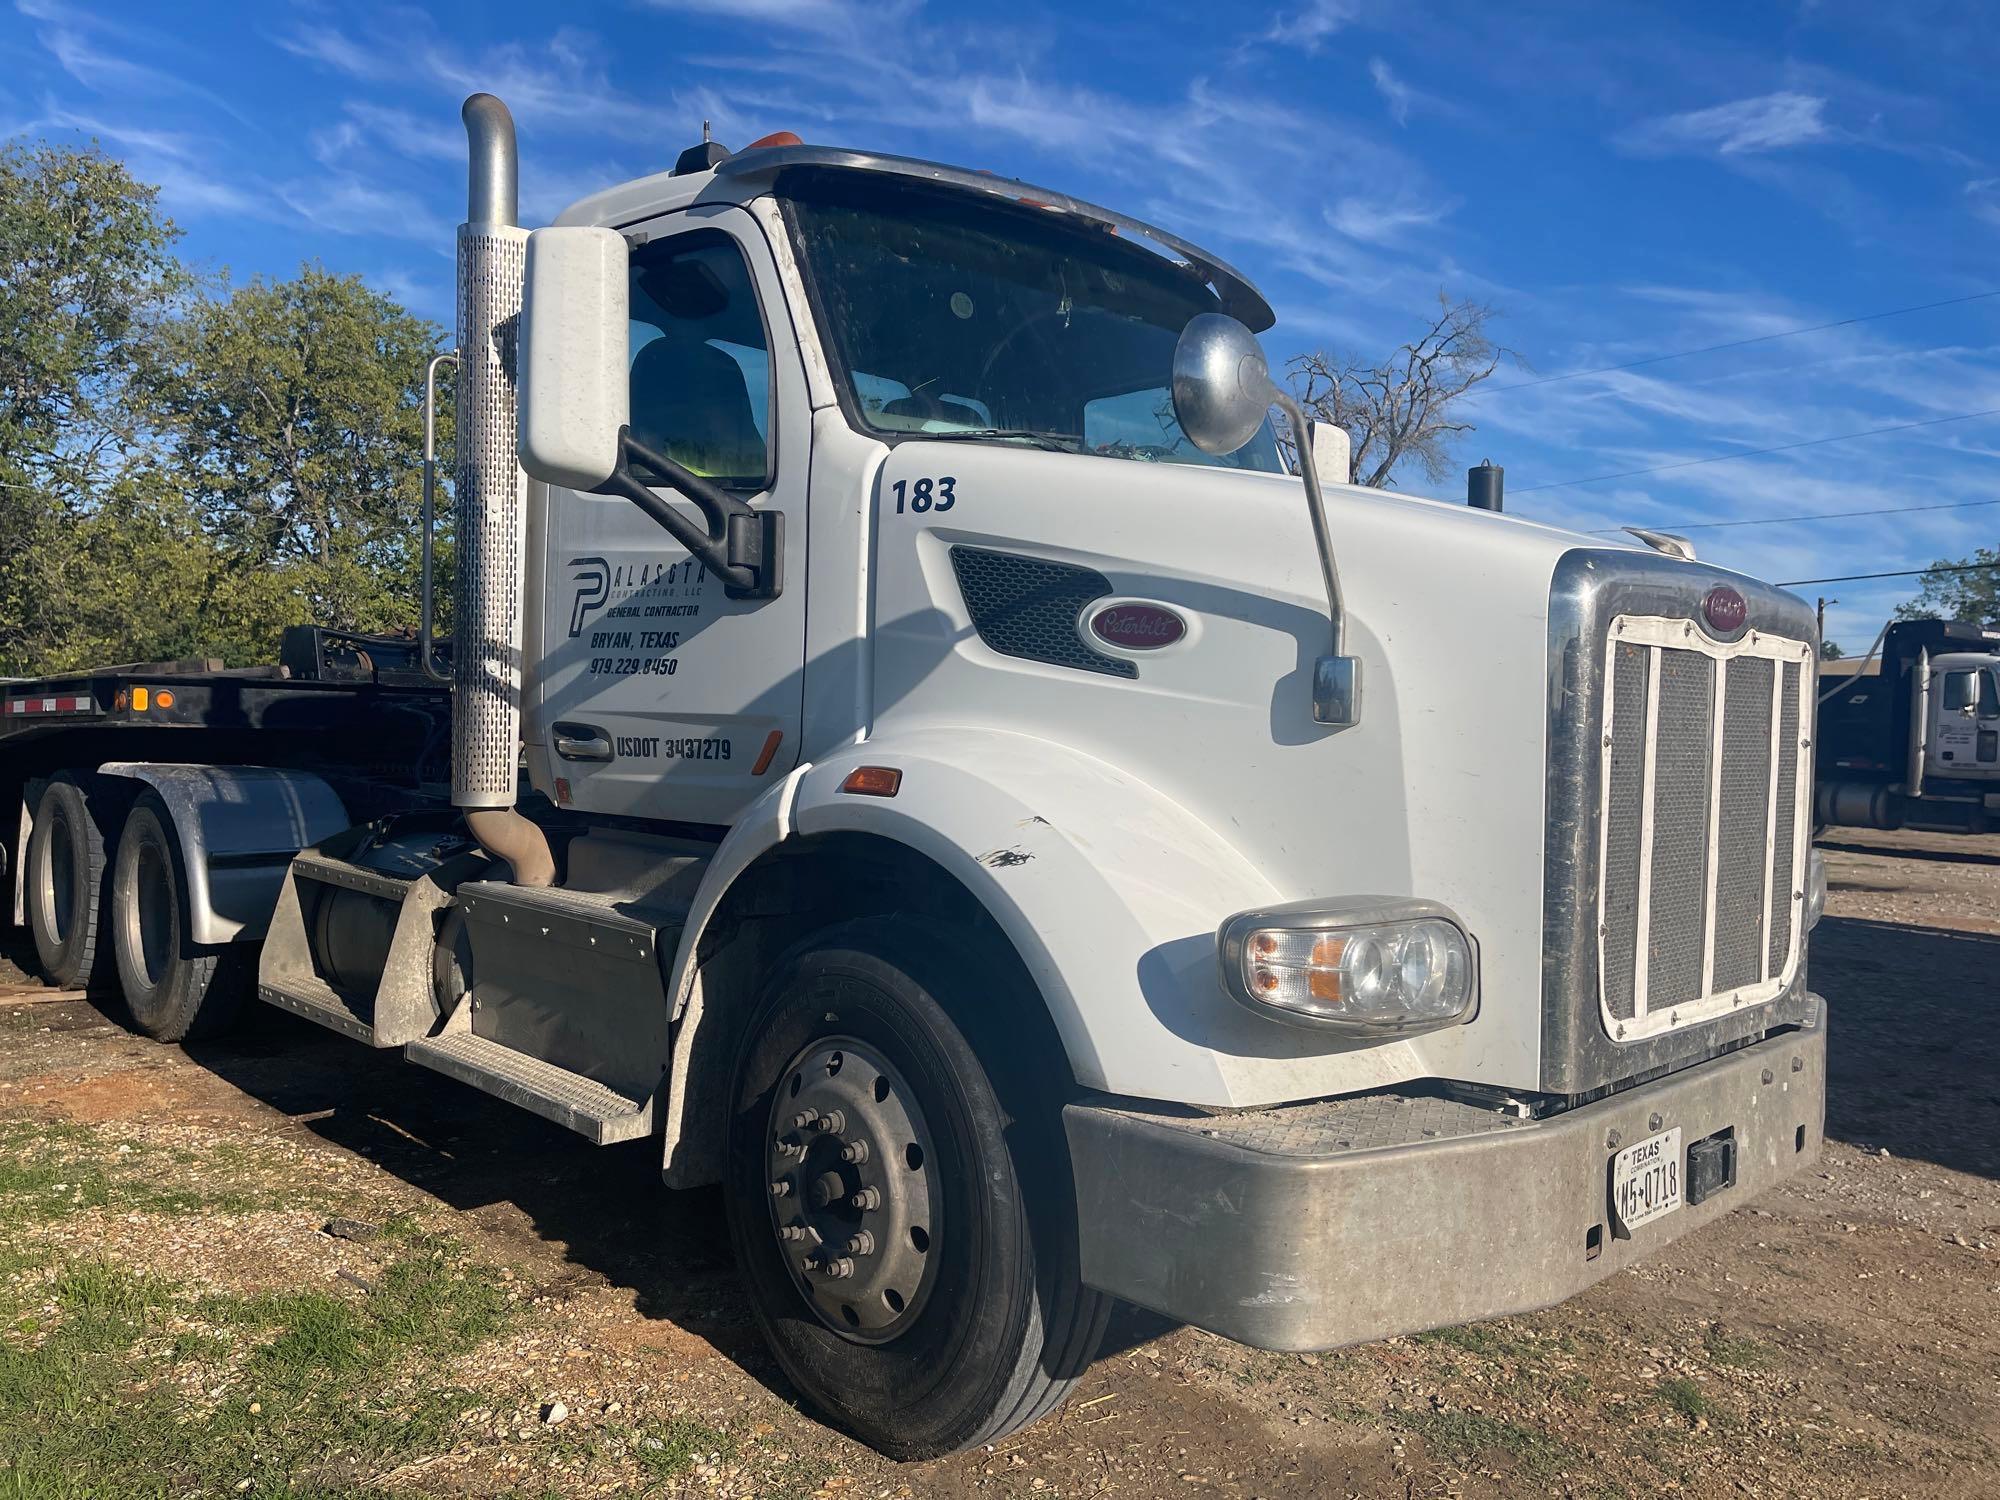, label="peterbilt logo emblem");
[1702,585,1747,635]
[1087,602,1187,650]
